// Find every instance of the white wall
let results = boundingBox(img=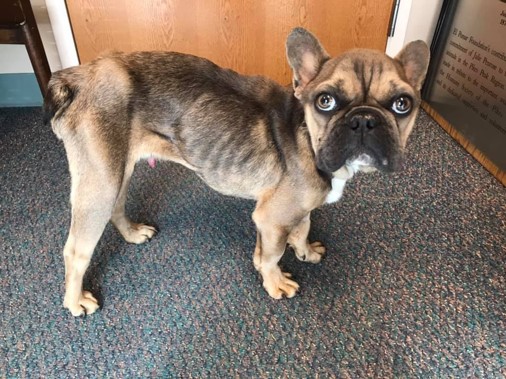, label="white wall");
[386,0,443,56]
[45,0,79,68]
[405,0,443,47]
